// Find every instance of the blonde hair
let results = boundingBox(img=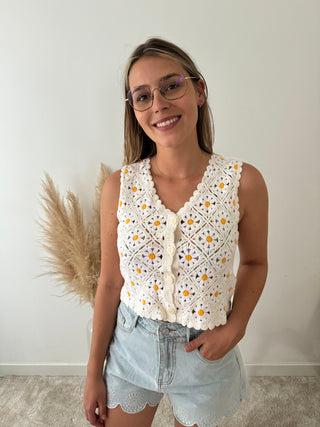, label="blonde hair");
[123,38,214,165]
